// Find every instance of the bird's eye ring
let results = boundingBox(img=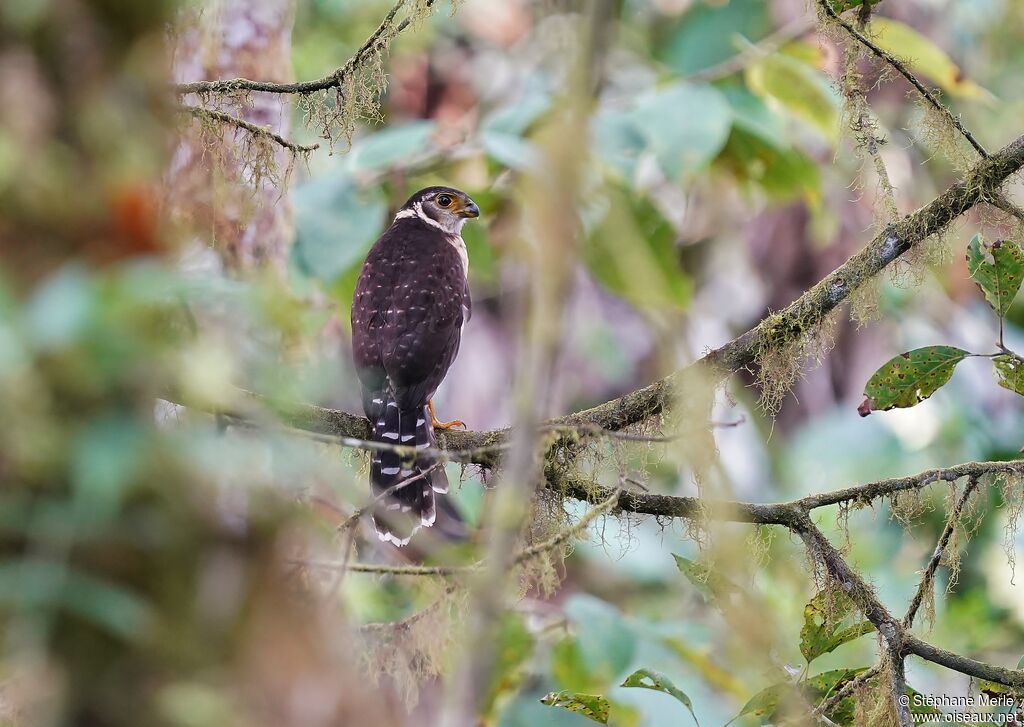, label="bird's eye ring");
[436,194,453,207]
